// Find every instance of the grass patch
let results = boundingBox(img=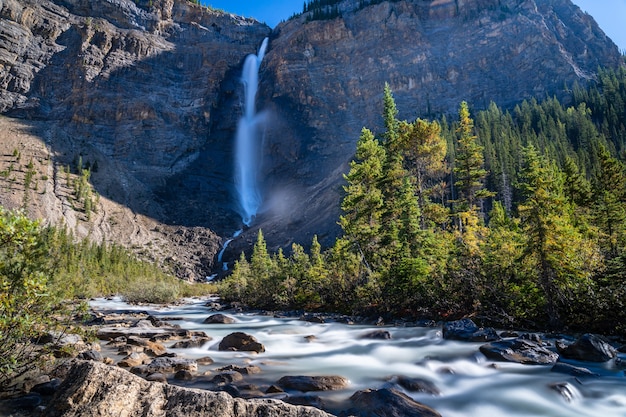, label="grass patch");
[43,226,216,304]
